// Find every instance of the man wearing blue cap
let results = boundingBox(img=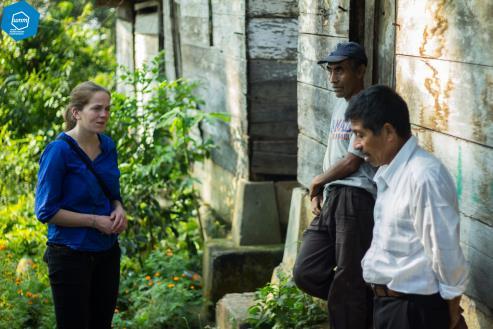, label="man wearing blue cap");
[293,42,376,329]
